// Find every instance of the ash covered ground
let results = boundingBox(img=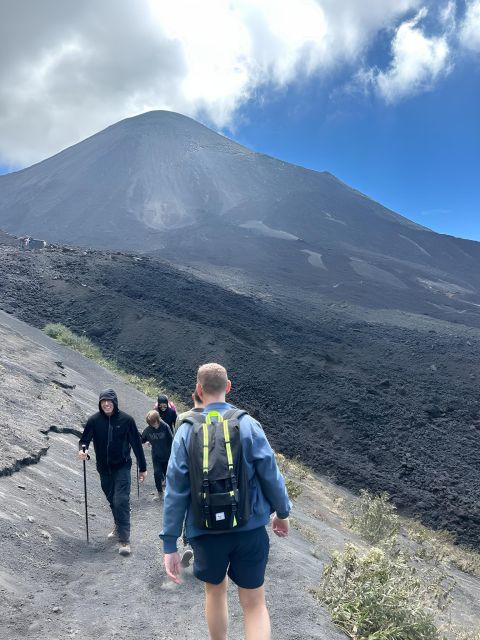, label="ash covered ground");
[1,236,480,547]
